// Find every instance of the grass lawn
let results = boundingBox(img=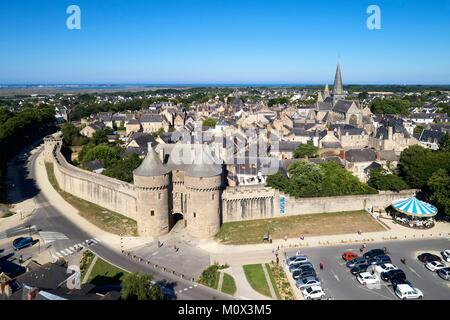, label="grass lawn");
[87,257,128,286]
[221,273,236,296]
[216,210,385,245]
[243,264,271,297]
[267,262,294,300]
[45,163,138,236]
